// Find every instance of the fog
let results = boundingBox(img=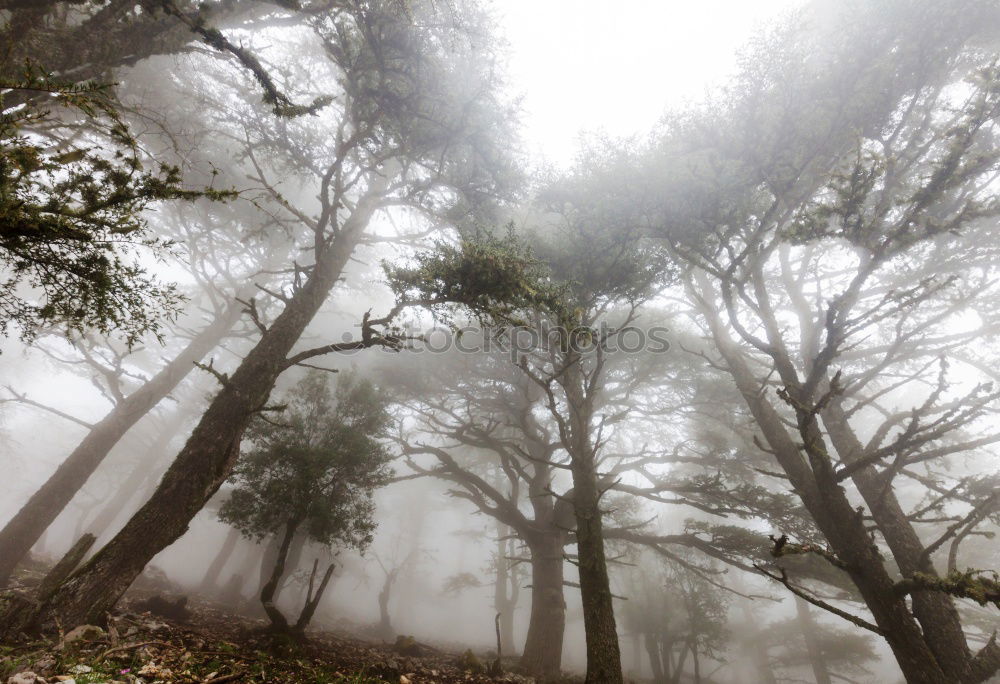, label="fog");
[2,2,999,684]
